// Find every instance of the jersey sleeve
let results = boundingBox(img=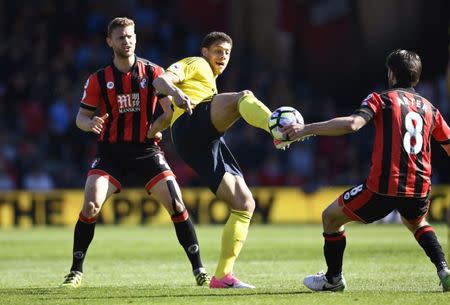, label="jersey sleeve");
[166,57,204,82]
[80,74,101,111]
[152,65,168,99]
[432,109,450,144]
[353,92,382,121]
